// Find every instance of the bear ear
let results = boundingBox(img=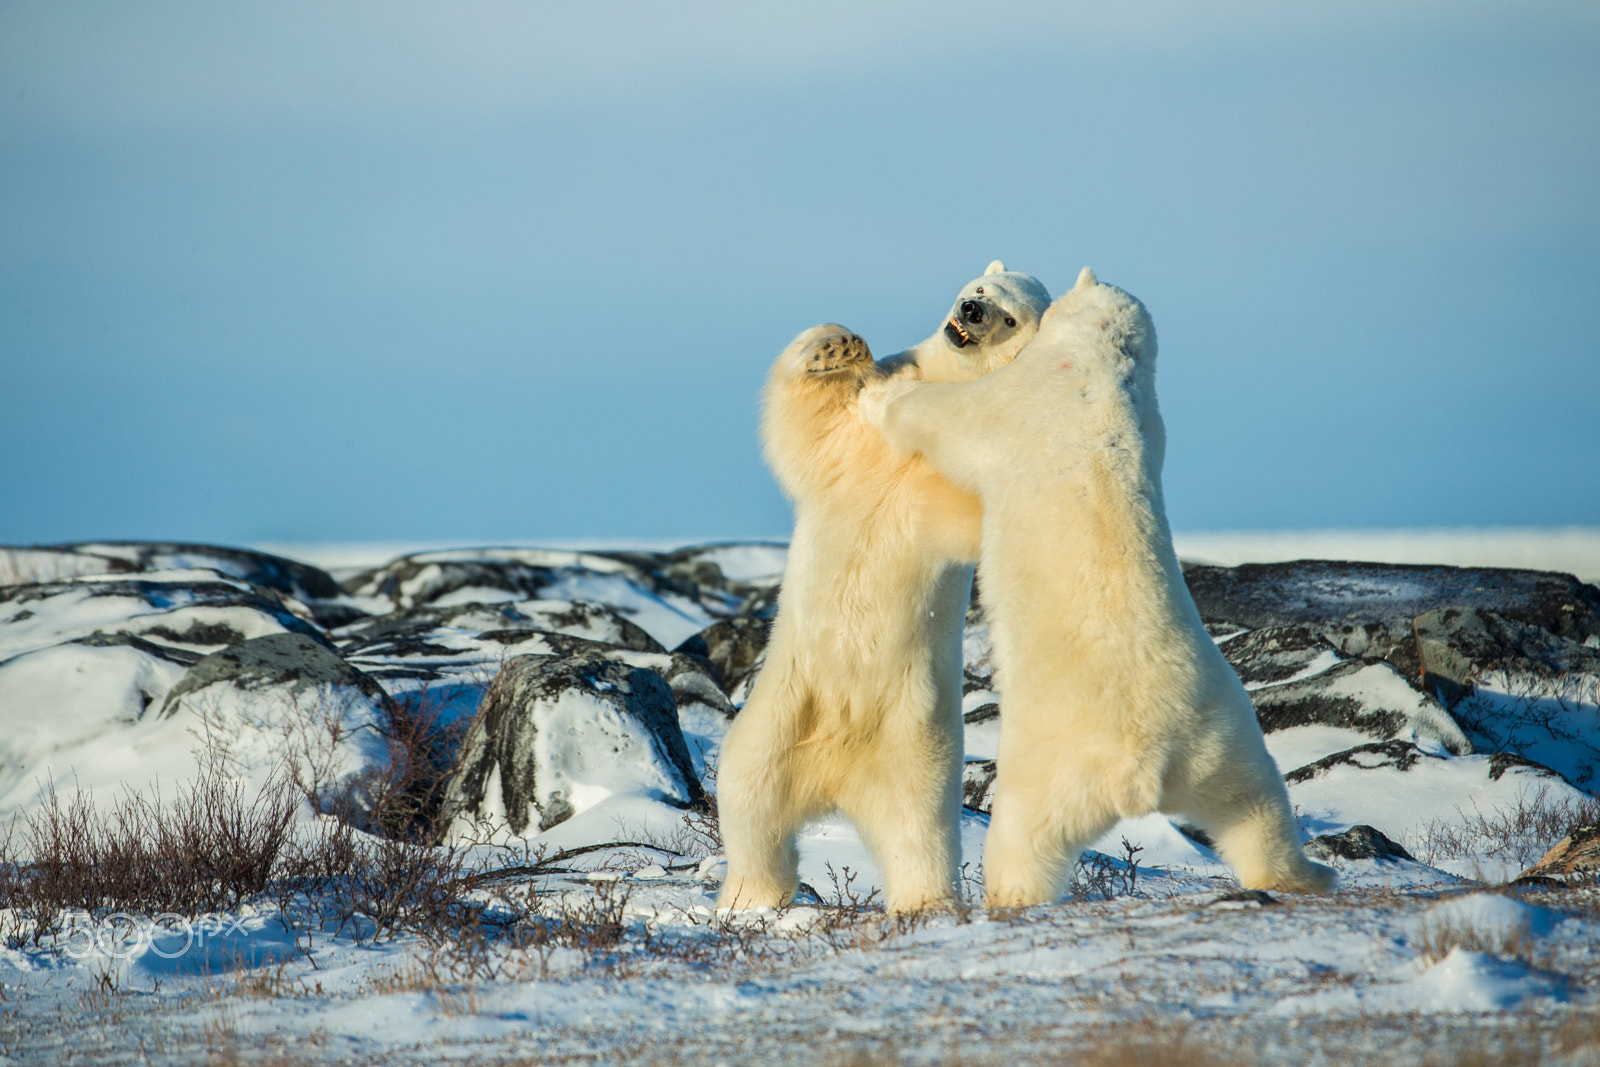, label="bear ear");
[984,260,1007,275]
[1074,266,1098,291]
